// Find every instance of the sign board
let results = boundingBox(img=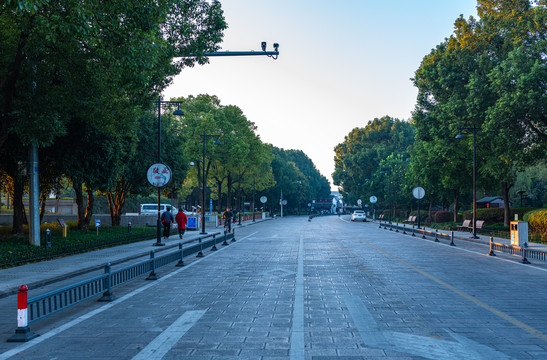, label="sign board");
[187,216,197,230]
[412,187,425,200]
[95,219,101,228]
[369,196,377,204]
[147,163,172,188]
[57,218,67,228]
[260,196,267,204]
